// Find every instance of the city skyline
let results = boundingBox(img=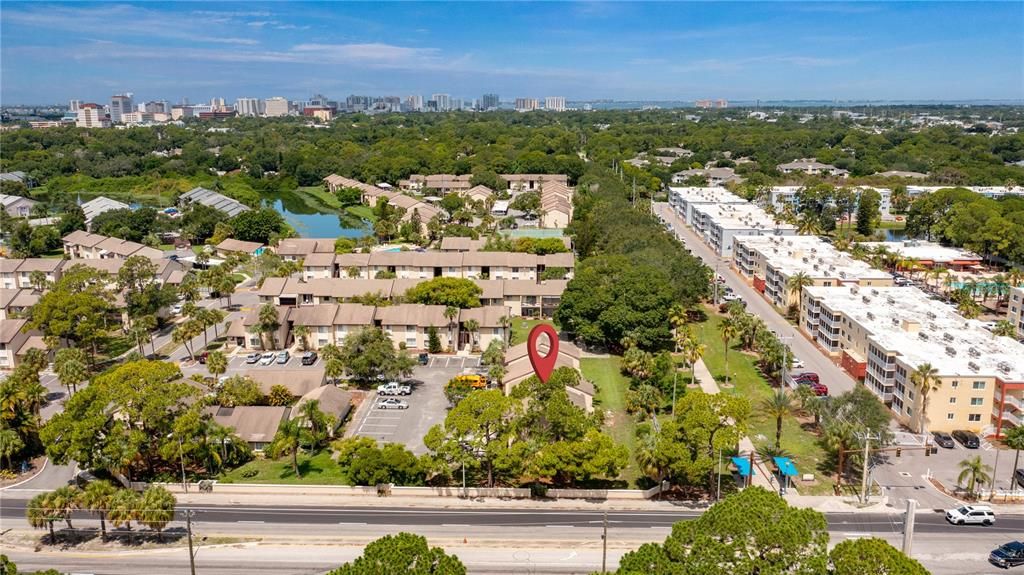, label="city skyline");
[1,1,1022,104]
